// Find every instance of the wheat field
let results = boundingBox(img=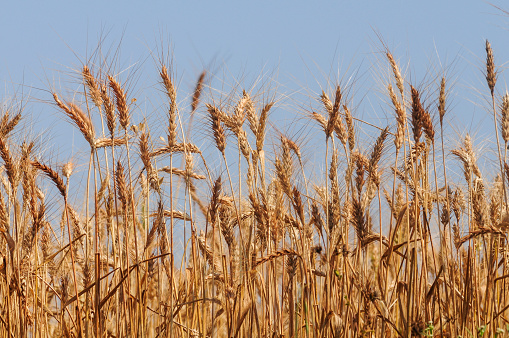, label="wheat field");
[0,40,508,337]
